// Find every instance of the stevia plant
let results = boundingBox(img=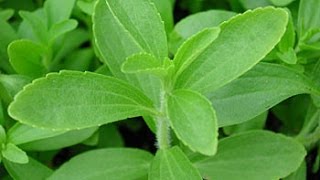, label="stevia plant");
[0,0,320,179]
